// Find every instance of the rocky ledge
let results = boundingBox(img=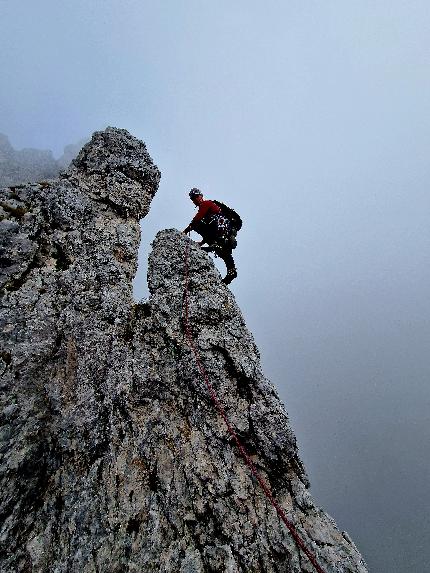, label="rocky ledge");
[0,128,367,572]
